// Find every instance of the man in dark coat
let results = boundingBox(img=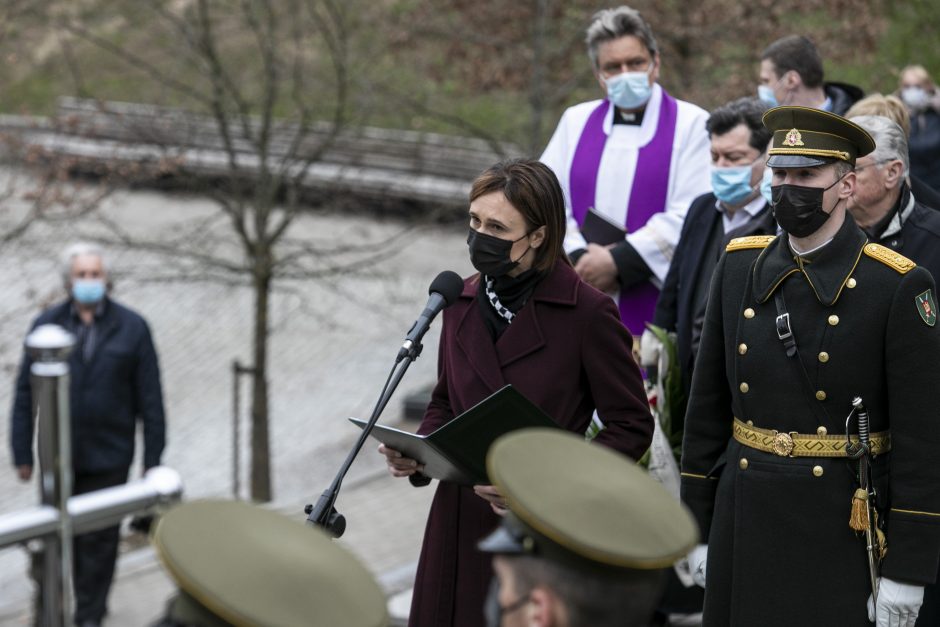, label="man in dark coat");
[650,97,776,400]
[847,114,940,627]
[10,243,166,627]
[681,107,940,626]
[759,35,862,115]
